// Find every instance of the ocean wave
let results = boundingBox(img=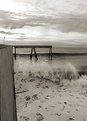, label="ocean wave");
[14,59,87,91]
[15,61,81,82]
